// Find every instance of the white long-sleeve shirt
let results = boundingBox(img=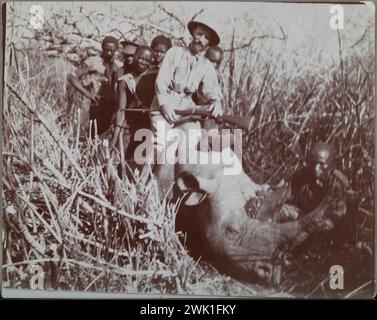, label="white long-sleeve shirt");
[151,46,222,111]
